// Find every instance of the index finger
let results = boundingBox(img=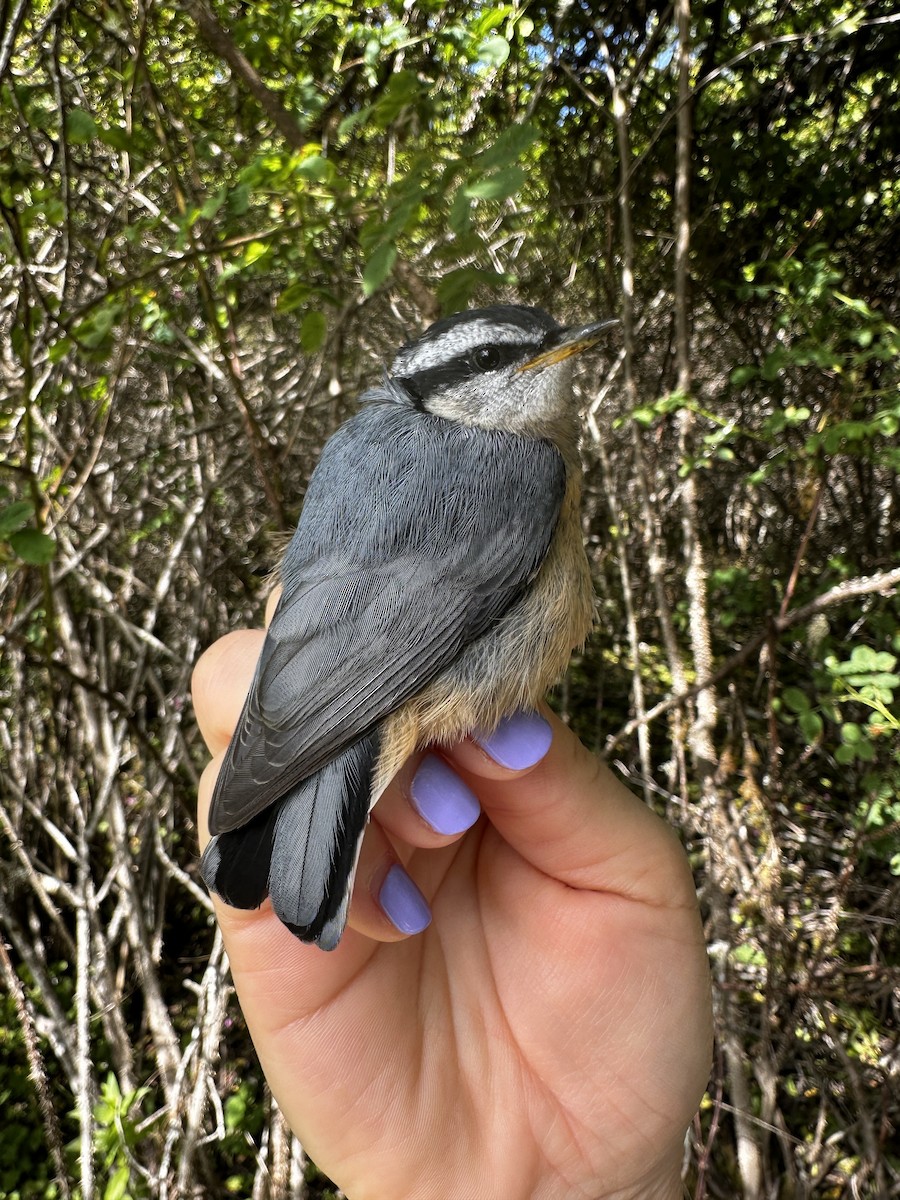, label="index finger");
[445,709,697,911]
[191,629,264,756]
